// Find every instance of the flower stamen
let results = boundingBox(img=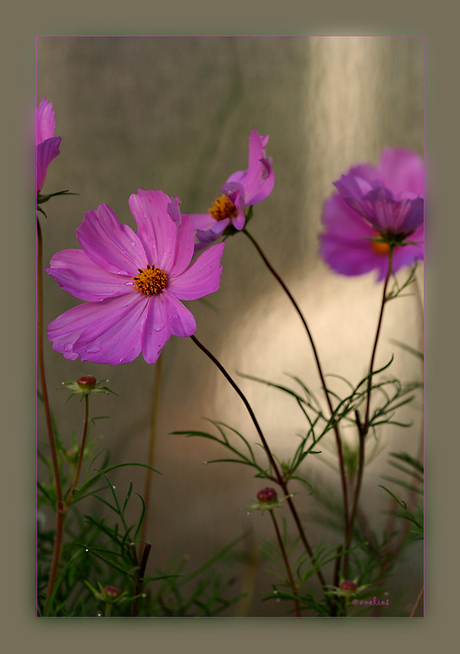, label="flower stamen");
[208,195,238,221]
[133,264,168,296]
